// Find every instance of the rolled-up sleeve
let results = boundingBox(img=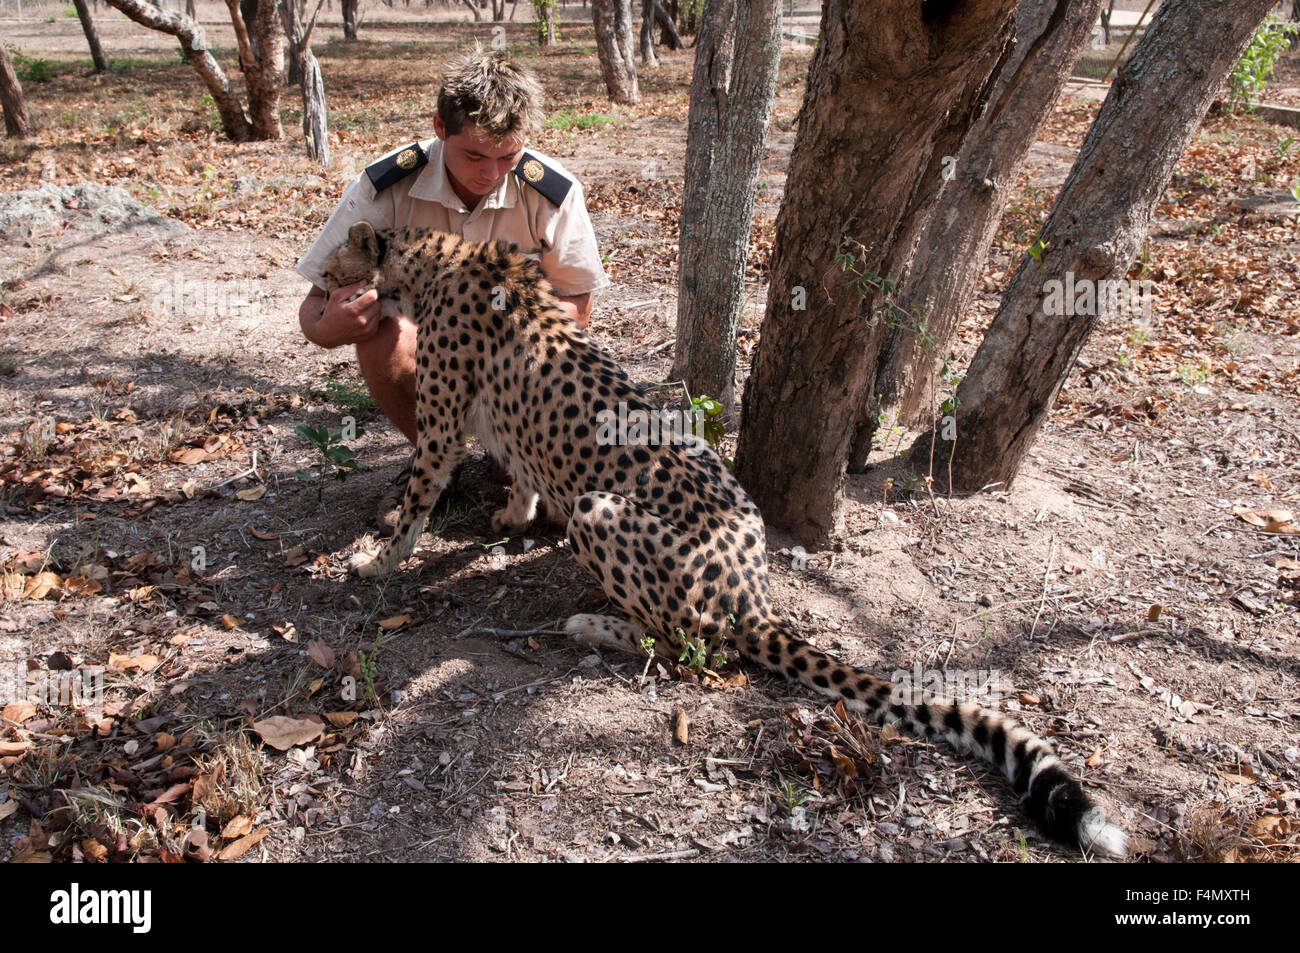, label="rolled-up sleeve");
[295,173,391,291]
[537,179,610,298]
